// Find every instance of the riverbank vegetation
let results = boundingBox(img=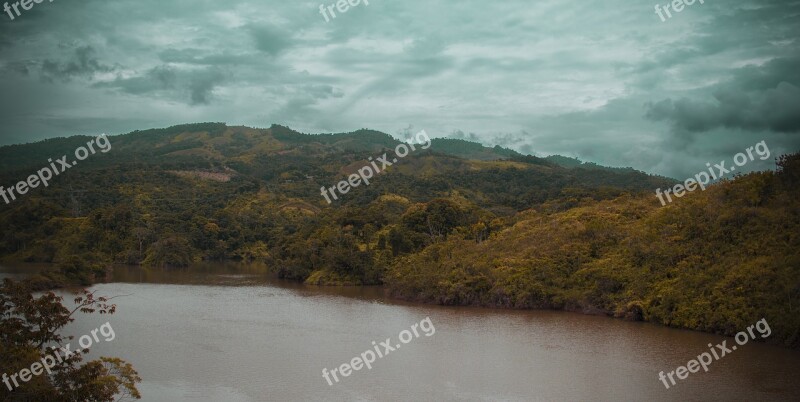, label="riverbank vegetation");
[0,279,141,400]
[0,123,797,348]
[387,153,800,348]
